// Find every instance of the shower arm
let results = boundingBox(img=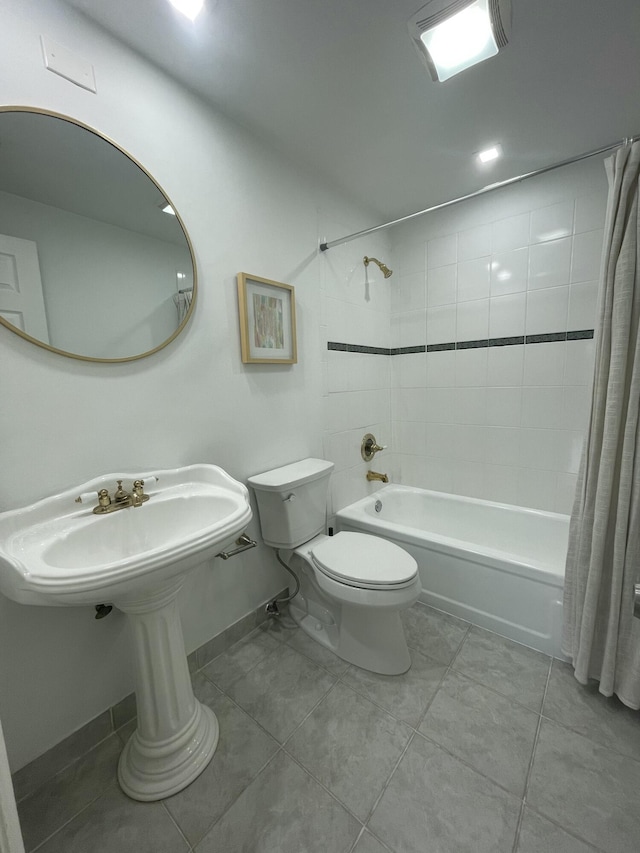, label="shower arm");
[363,256,393,278]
